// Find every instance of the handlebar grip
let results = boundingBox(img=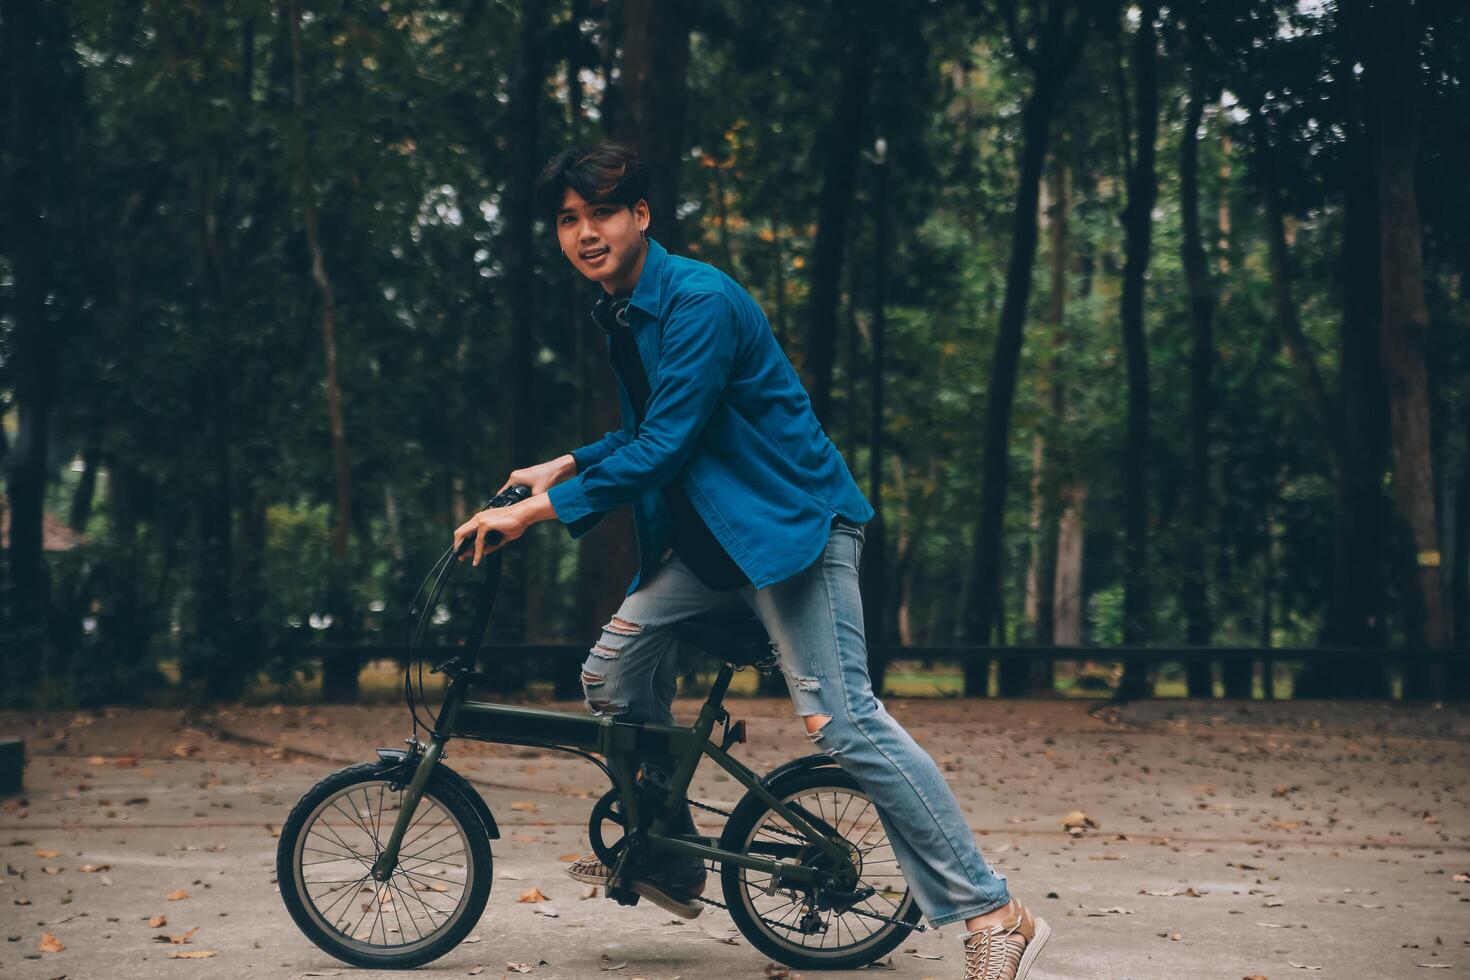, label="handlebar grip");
[454,484,533,558]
